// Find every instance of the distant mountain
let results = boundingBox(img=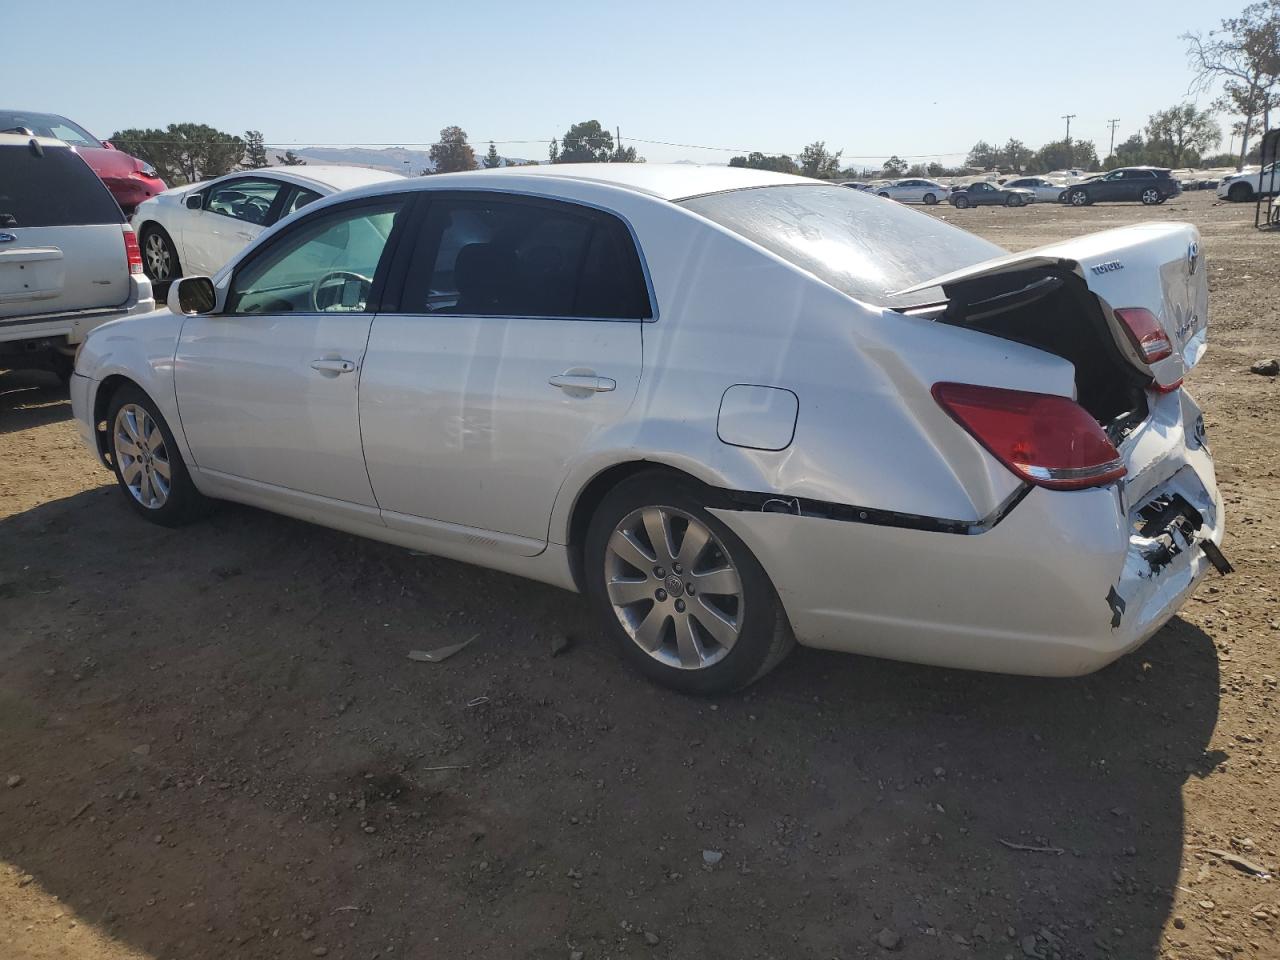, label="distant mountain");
[270,146,532,175]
